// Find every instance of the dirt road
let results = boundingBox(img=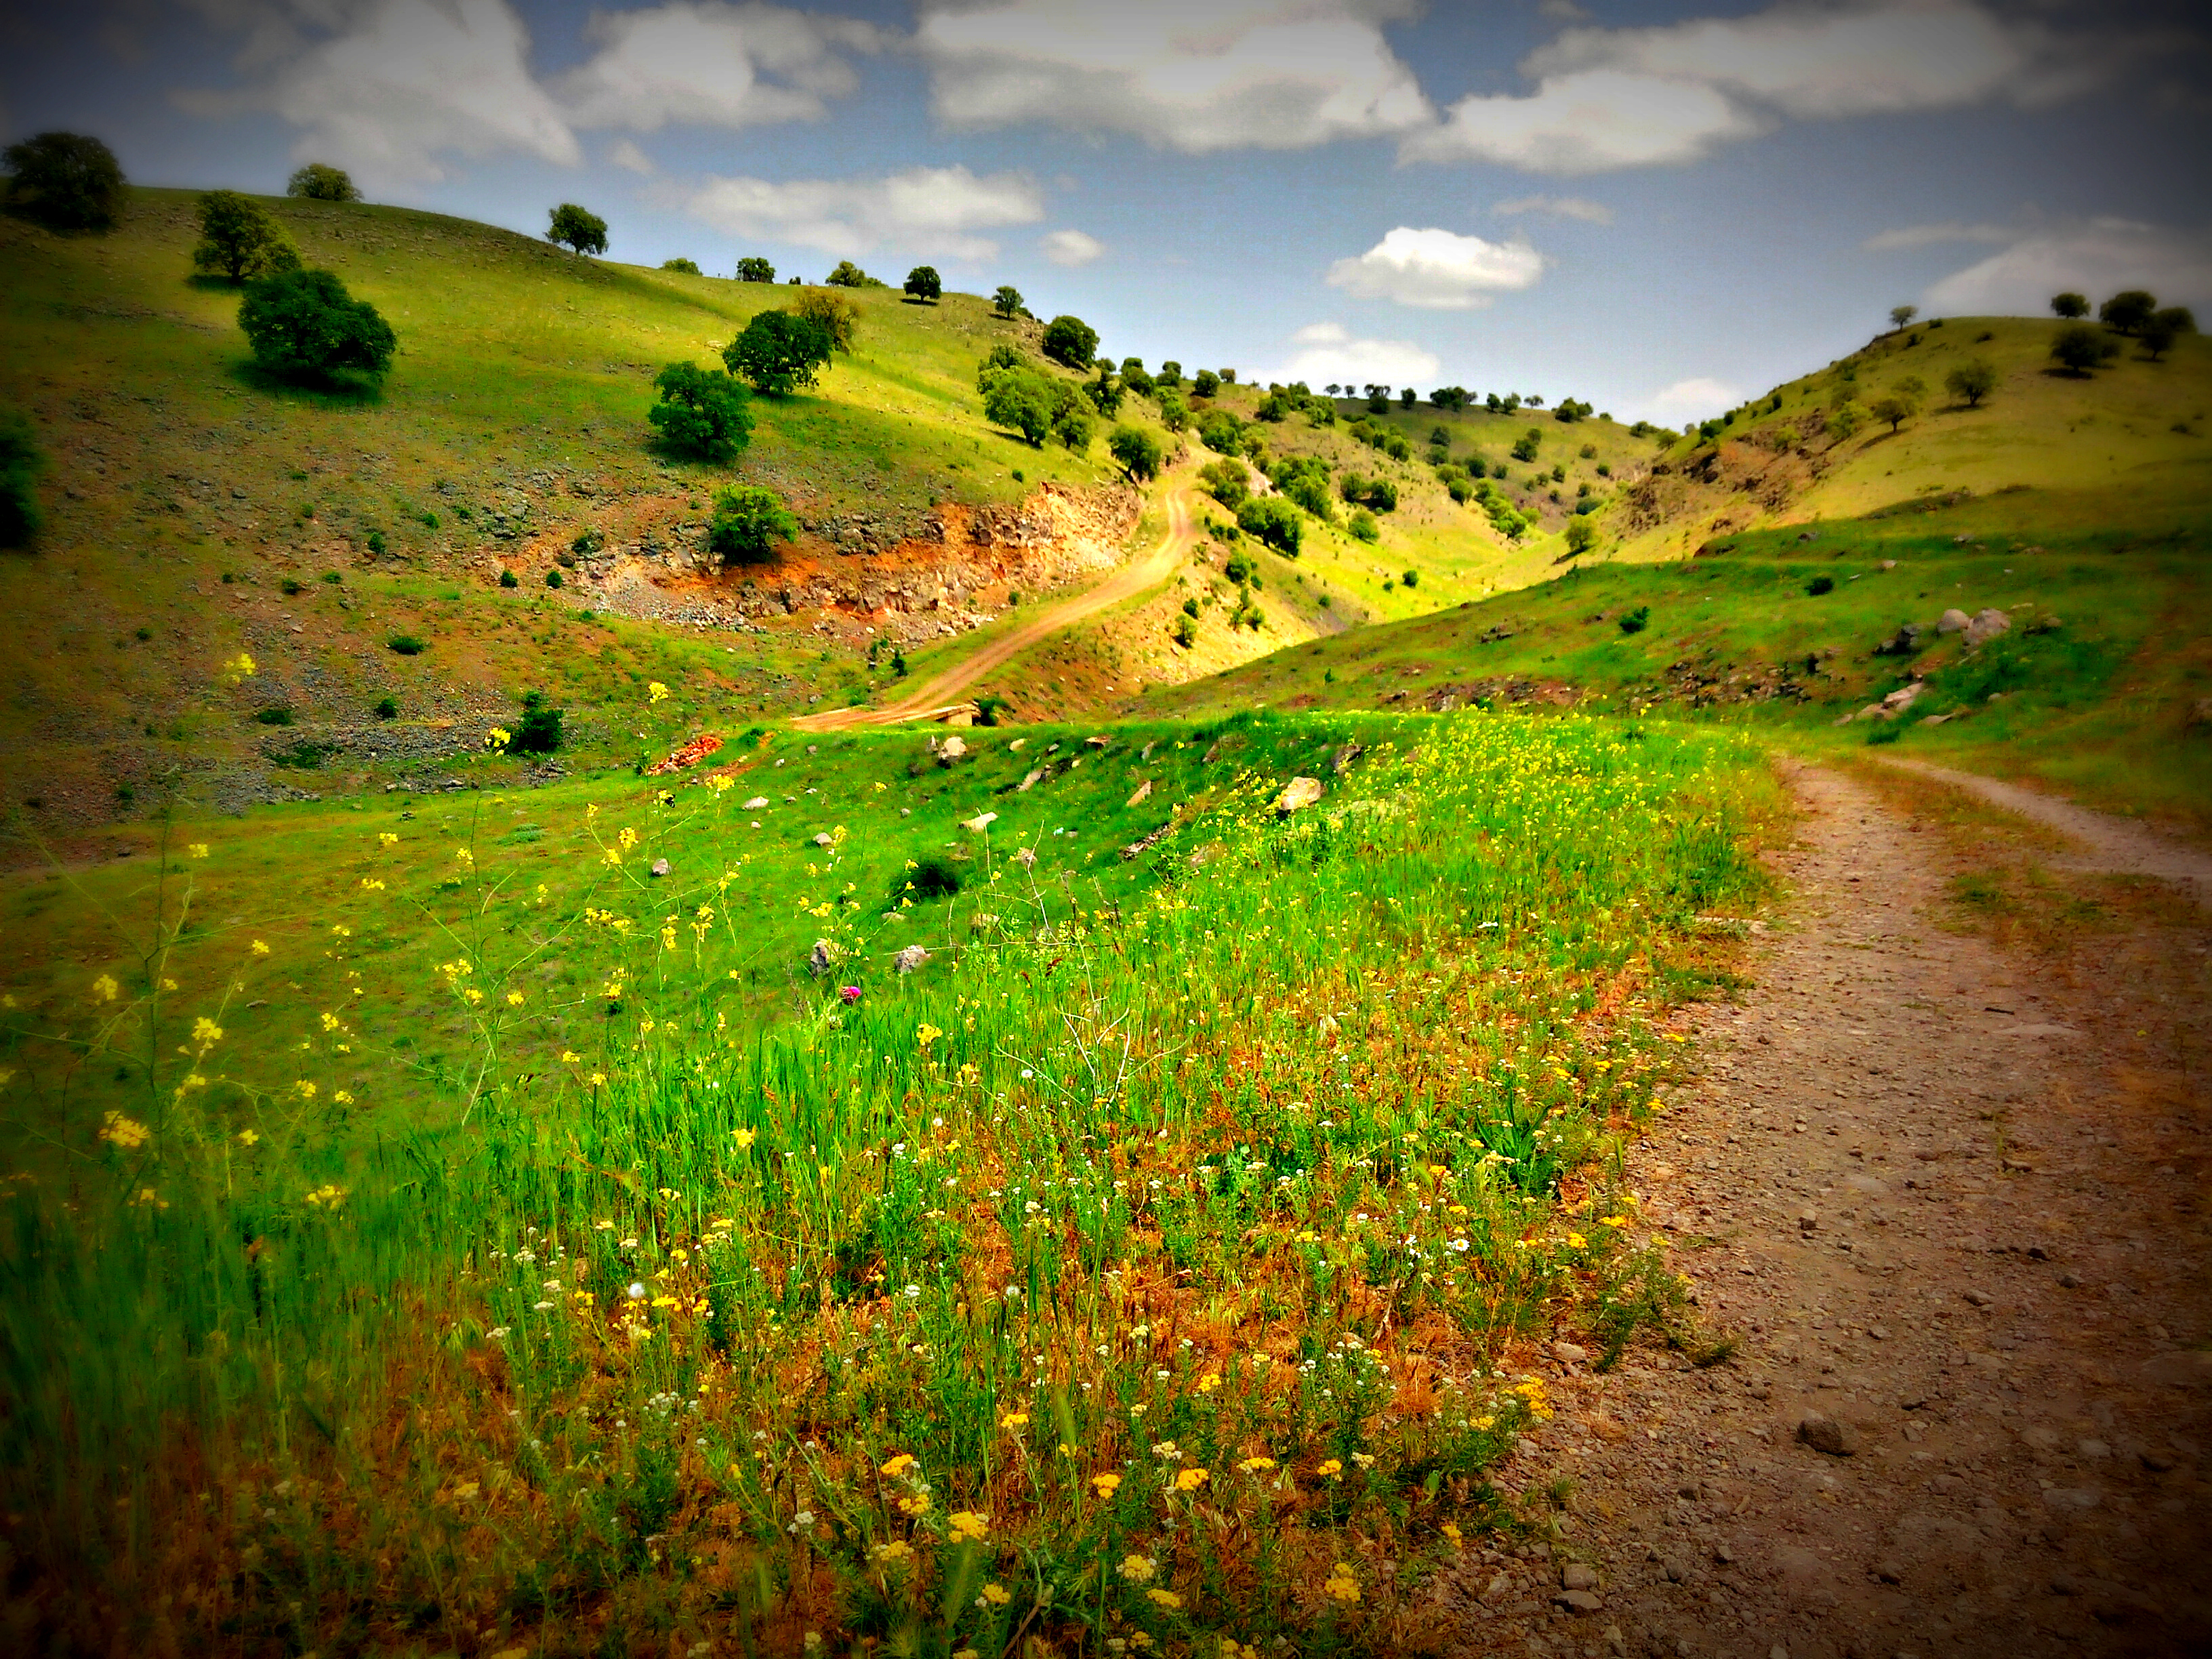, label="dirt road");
[1449,762,2212,1658]
[794,481,1197,731]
